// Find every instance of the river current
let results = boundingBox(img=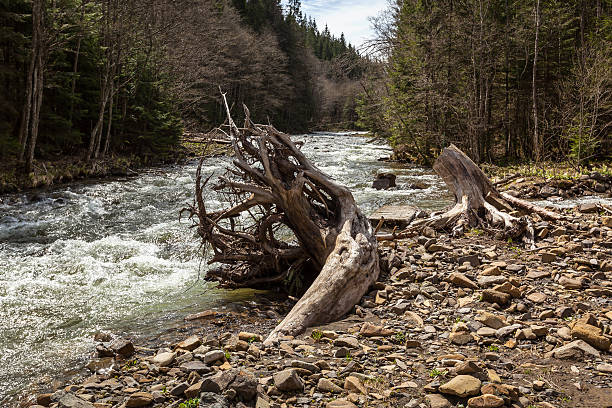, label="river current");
[0,133,454,403]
